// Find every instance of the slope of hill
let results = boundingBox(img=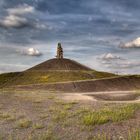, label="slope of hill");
[17,75,140,92]
[0,71,115,88]
[27,58,92,71]
[0,58,115,88]
[1,57,140,93]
